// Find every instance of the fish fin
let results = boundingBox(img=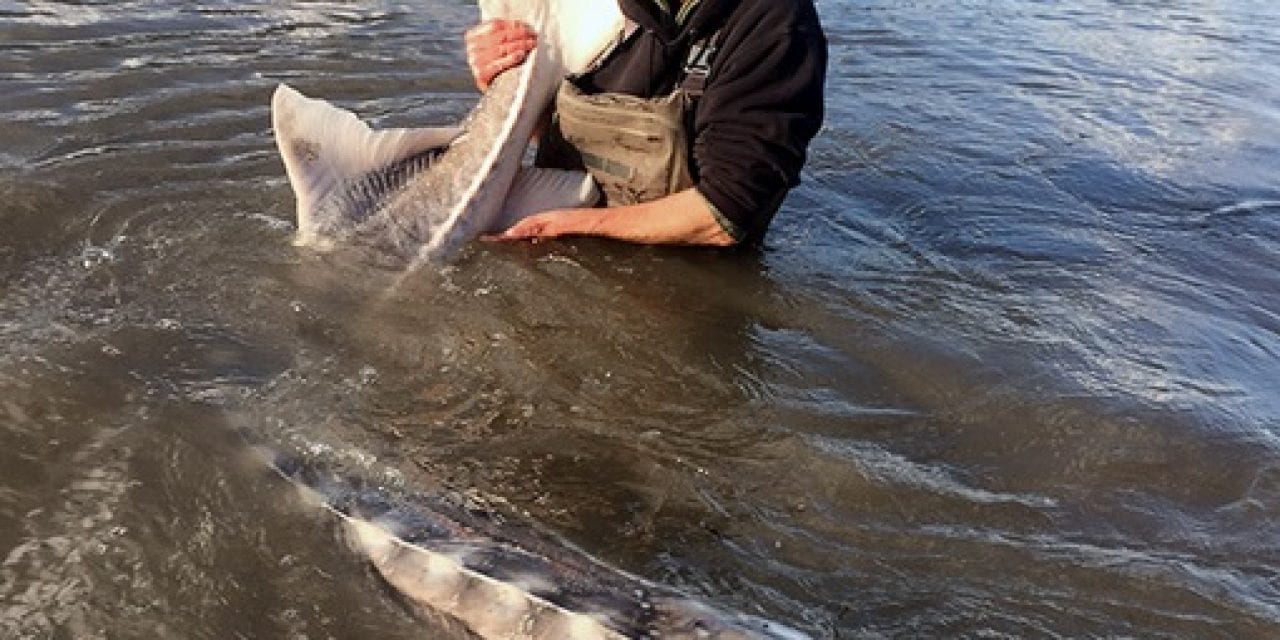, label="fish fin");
[270,83,460,244]
[477,0,518,21]
[492,168,600,232]
[478,0,624,75]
